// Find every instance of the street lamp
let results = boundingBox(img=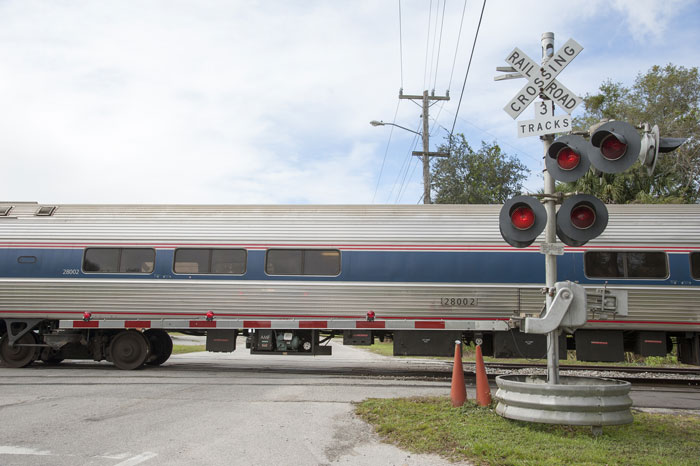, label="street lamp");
[369,120,422,136]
